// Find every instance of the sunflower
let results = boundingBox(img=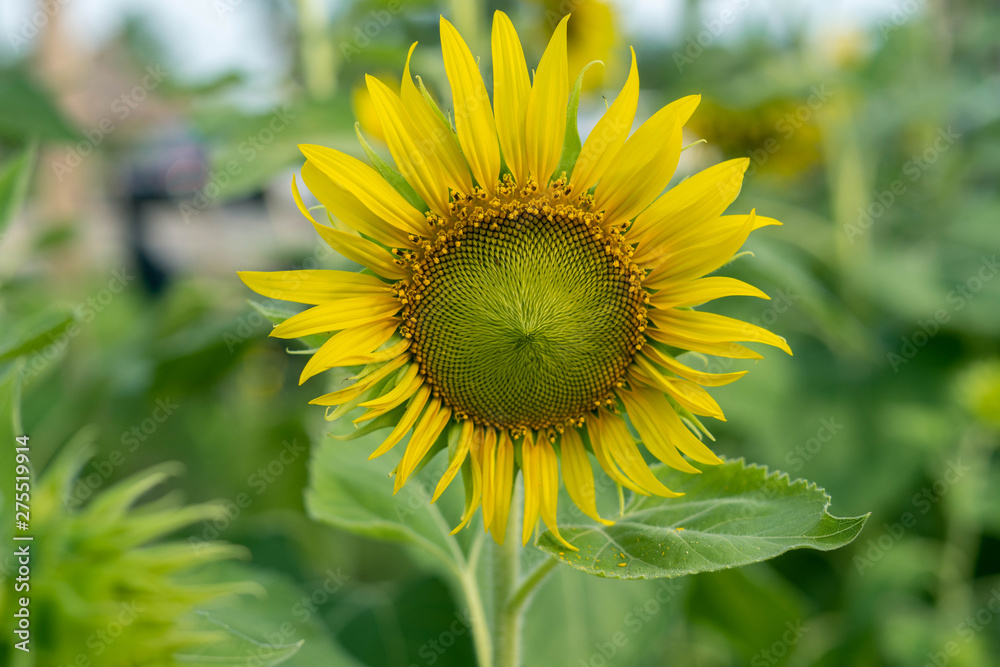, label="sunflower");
[240,12,790,550]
